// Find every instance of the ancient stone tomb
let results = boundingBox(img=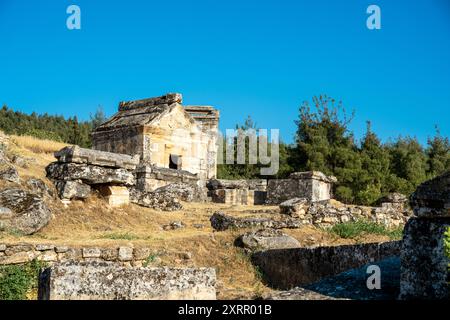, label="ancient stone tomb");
[91,93,219,181]
[46,146,139,206]
[266,171,337,204]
